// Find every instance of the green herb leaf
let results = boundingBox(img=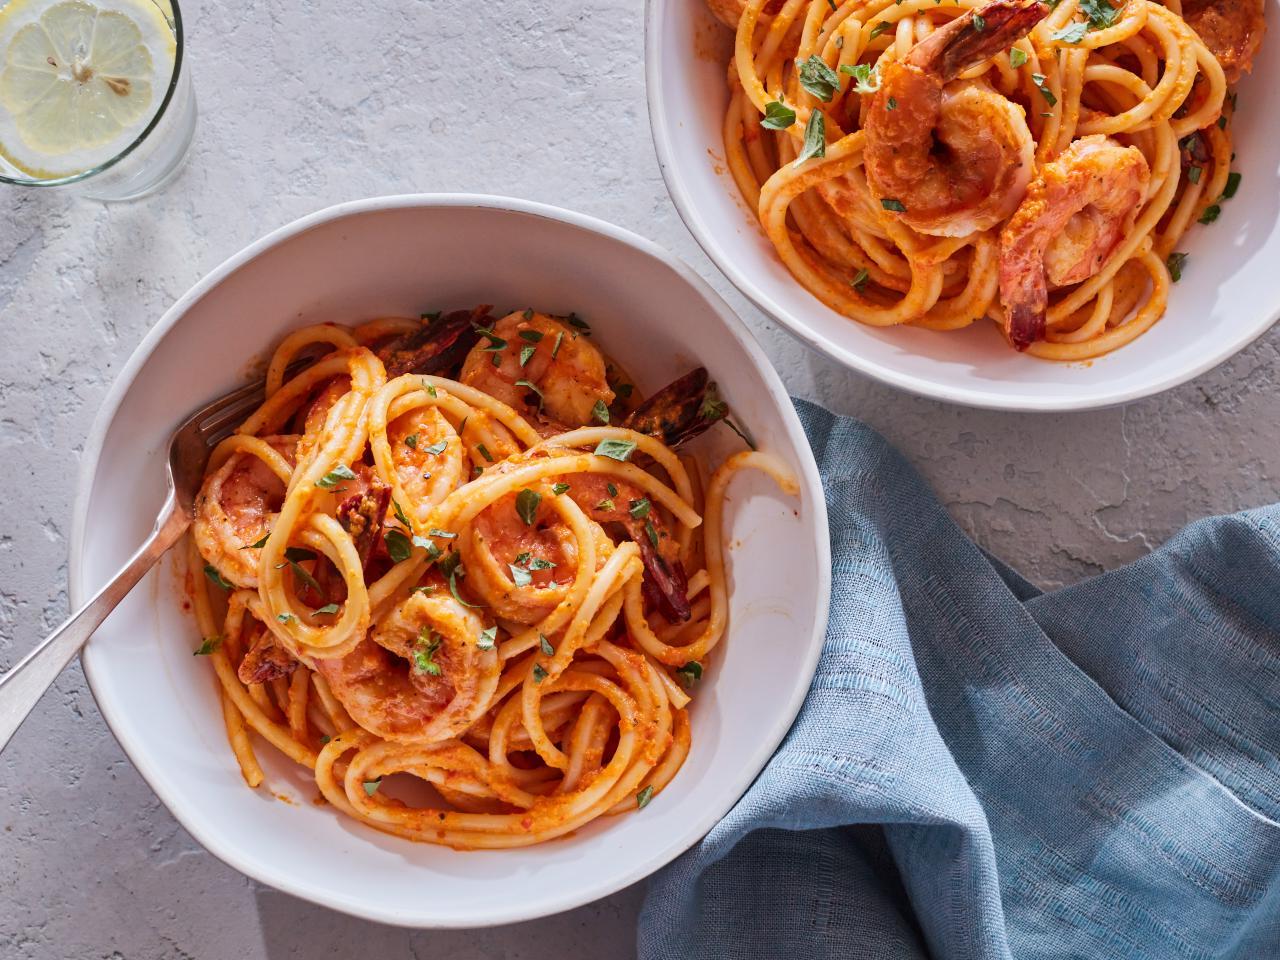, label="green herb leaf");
[519,329,544,343]
[509,563,533,587]
[405,433,418,449]
[851,267,870,291]
[1009,47,1028,68]
[1079,0,1120,29]
[880,197,907,213]
[552,482,571,495]
[1198,204,1222,224]
[477,625,497,650]
[629,498,651,519]
[277,613,296,624]
[869,20,892,39]
[676,661,704,687]
[839,62,881,94]
[393,499,412,528]
[592,399,611,424]
[886,96,897,110]
[699,384,728,422]
[793,108,827,167]
[594,438,638,462]
[424,382,438,398]
[1187,165,1202,184]
[797,54,840,102]
[284,547,316,563]
[515,488,542,525]
[552,331,565,358]
[645,519,660,548]
[596,498,616,512]
[203,564,234,591]
[413,628,443,676]
[385,529,413,563]
[316,464,357,489]
[539,633,554,656]
[315,603,341,616]
[193,635,223,656]
[972,13,987,31]
[242,533,270,550]
[636,785,655,809]
[1051,21,1086,43]
[363,779,382,796]
[1222,171,1242,199]
[519,344,536,367]
[476,443,494,463]
[532,663,548,684]
[1166,251,1188,282]
[1031,73,1058,106]
[423,439,448,456]
[761,100,797,130]
[514,378,545,410]
[567,314,591,334]
[607,482,618,497]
